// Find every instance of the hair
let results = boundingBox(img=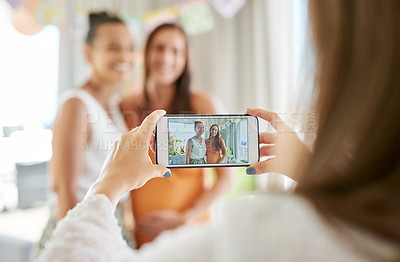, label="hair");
[143,23,192,114]
[295,0,400,256]
[86,12,124,44]
[209,124,221,150]
[194,121,203,129]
